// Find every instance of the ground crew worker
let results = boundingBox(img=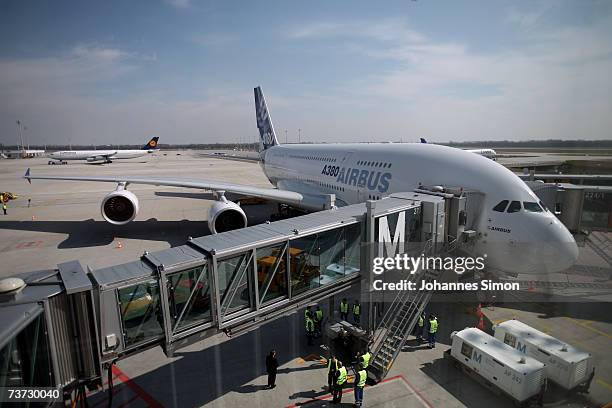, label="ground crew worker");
[332,361,347,404]
[415,312,425,341]
[305,315,315,346]
[353,300,361,325]
[304,306,312,320]
[339,298,349,320]
[314,306,323,337]
[354,365,367,407]
[360,349,371,369]
[2,201,6,215]
[428,314,438,348]
[327,355,338,391]
[265,350,279,389]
